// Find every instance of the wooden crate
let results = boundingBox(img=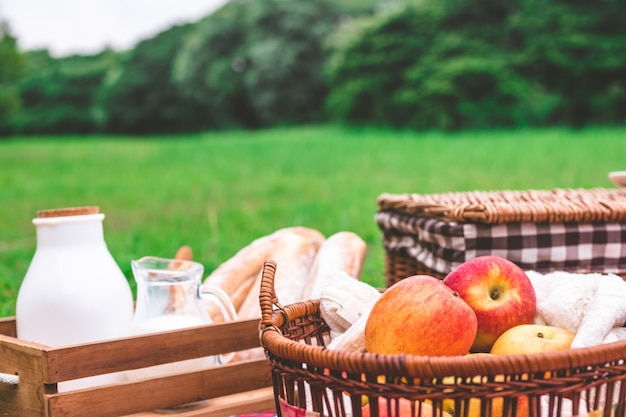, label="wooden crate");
[0,316,275,417]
